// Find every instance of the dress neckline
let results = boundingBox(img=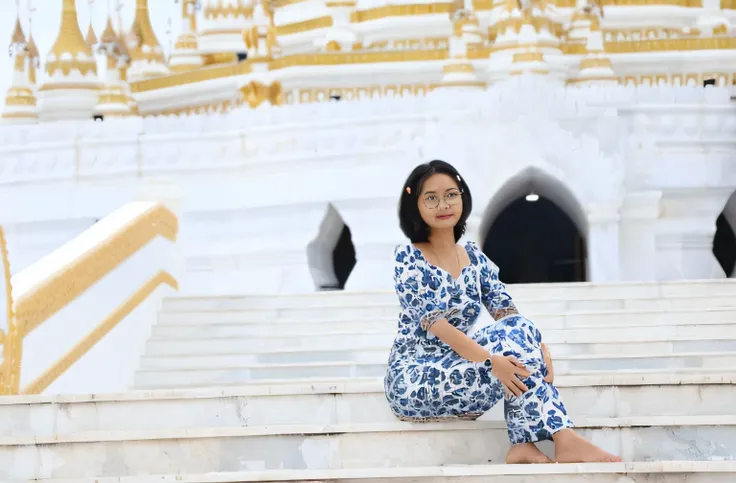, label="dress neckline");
[411,241,474,283]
